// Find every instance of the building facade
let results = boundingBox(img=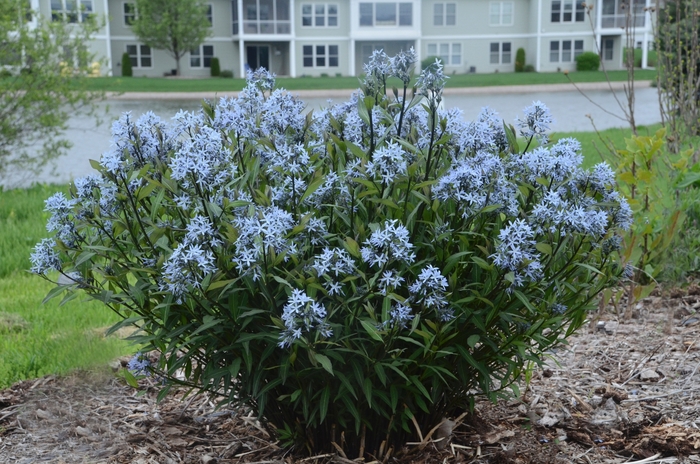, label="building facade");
[32,0,657,77]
